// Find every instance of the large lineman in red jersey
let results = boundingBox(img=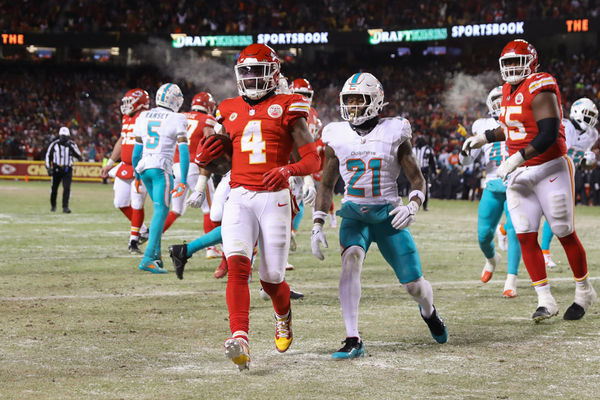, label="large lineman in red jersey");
[462,39,596,322]
[100,88,150,253]
[500,73,567,165]
[195,43,320,370]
